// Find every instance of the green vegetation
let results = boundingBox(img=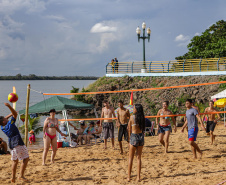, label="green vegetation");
[176,20,226,60]
[176,94,190,104]
[71,86,90,102]
[19,117,42,135]
[219,77,226,90]
[0,73,99,80]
